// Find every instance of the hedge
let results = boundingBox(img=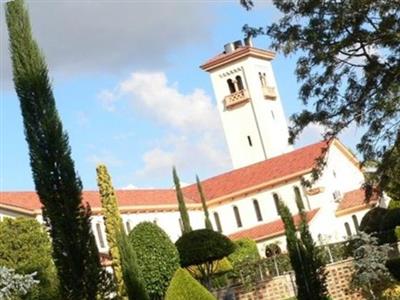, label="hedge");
[129,222,180,299]
[165,268,216,300]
